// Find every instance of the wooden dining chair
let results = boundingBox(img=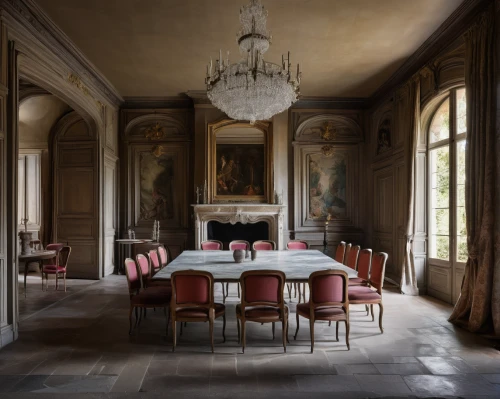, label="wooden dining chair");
[124,258,170,335]
[237,270,288,353]
[345,245,360,270]
[252,240,276,250]
[157,245,169,269]
[348,252,388,333]
[42,246,71,291]
[201,240,223,250]
[334,241,346,263]
[136,253,170,289]
[170,270,226,353]
[226,240,251,301]
[349,249,372,287]
[343,243,352,266]
[294,270,350,352]
[202,240,227,300]
[286,240,309,302]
